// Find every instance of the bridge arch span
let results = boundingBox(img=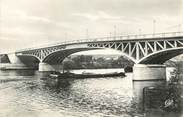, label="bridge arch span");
[18,55,40,68]
[42,47,136,64]
[138,47,183,64]
[19,55,41,62]
[42,48,100,64]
